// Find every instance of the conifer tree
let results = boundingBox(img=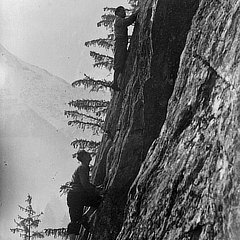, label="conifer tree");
[85,7,115,71]
[73,7,116,92]
[65,7,117,150]
[65,98,108,154]
[66,2,138,155]
[10,194,44,240]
